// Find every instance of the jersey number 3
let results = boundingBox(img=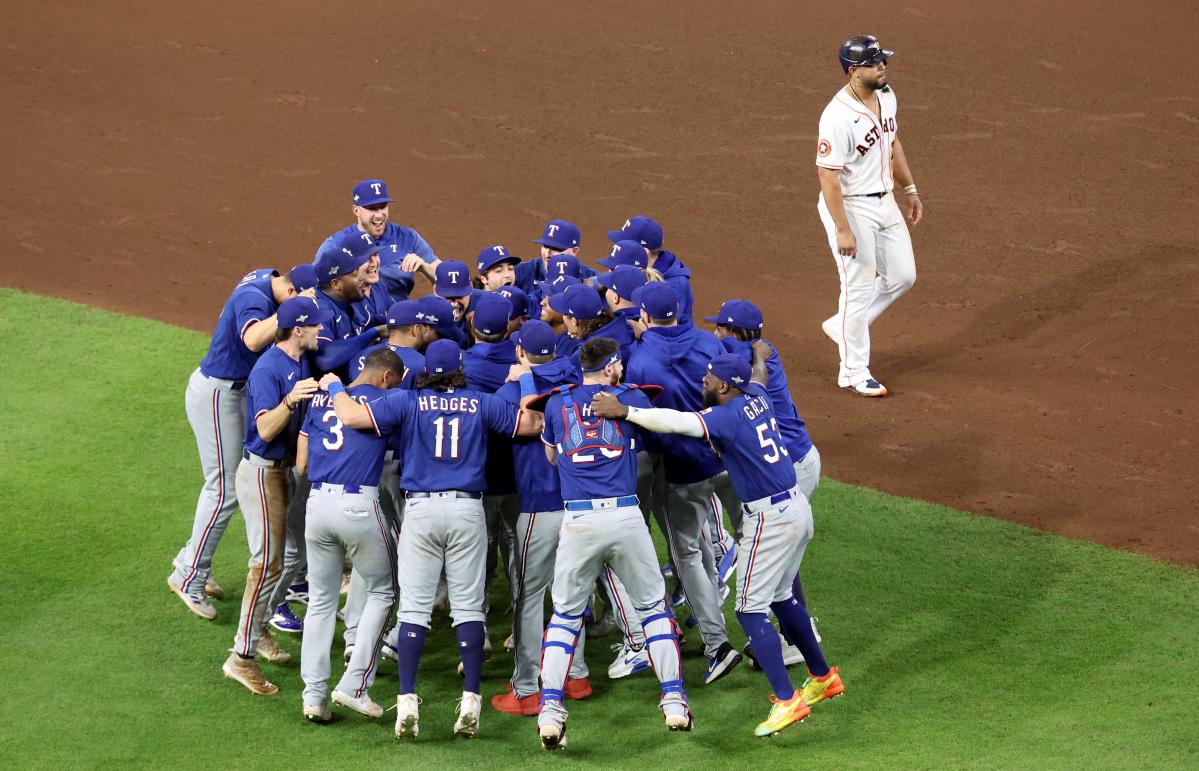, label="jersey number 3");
[322,411,345,451]
[433,416,461,459]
